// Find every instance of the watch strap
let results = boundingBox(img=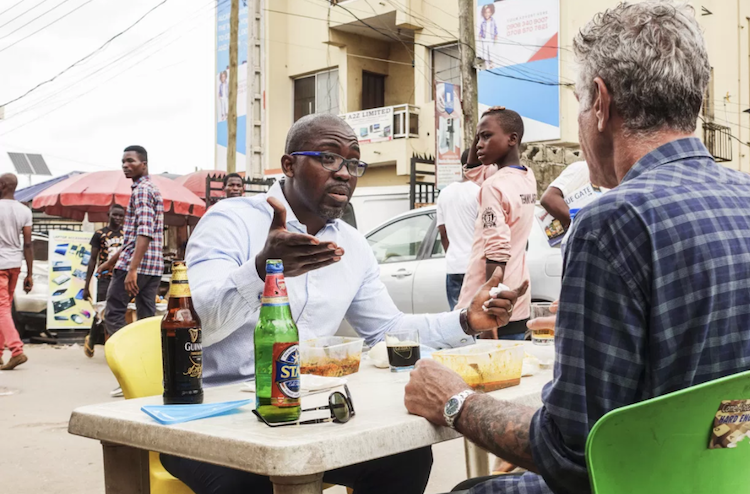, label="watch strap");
[445,389,476,429]
[459,308,474,336]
